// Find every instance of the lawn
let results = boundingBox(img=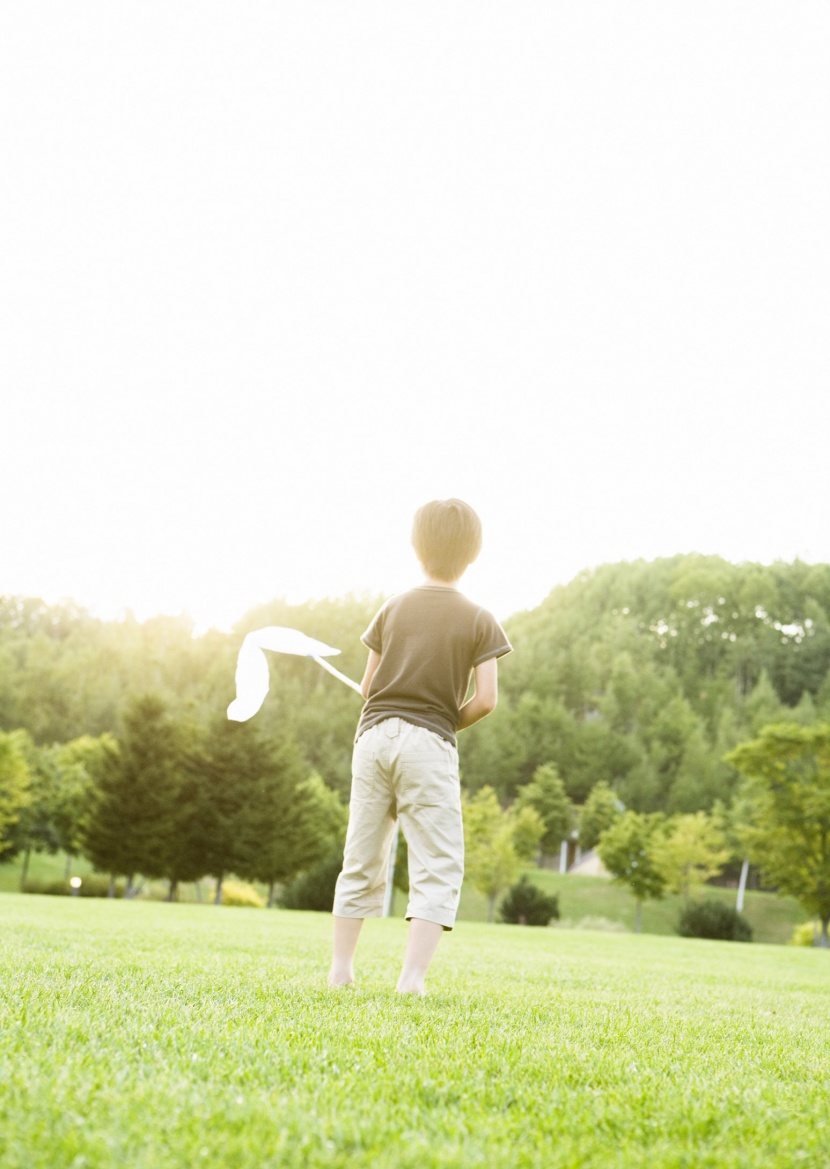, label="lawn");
[1,894,828,1168]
